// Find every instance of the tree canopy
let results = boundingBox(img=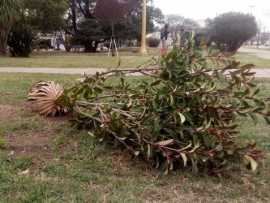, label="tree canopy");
[166,14,199,29]
[23,0,69,33]
[1,0,165,53]
[206,12,258,52]
[0,0,21,54]
[94,0,138,23]
[66,0,164,52]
